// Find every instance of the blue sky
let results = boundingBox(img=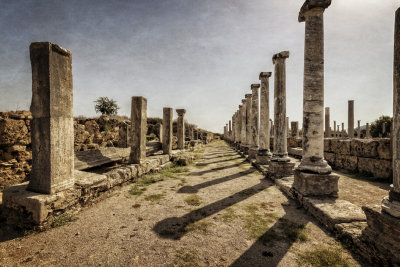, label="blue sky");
[0,0,398,133]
